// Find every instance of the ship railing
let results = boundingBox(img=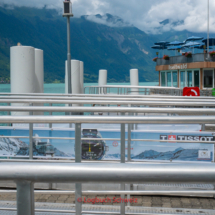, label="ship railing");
[156,53,208,66]
[0,116,215,214]
[84,85,182,95]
